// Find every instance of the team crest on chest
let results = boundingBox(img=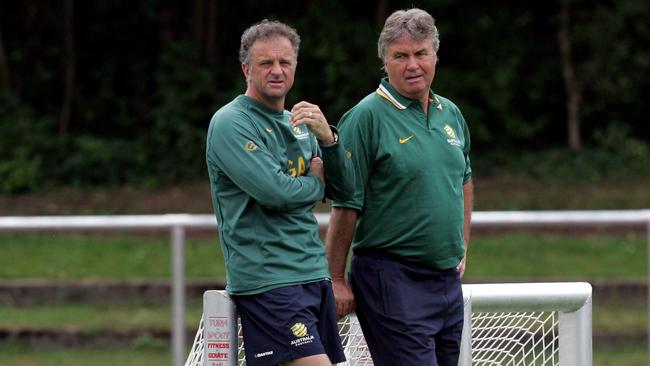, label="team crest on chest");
[443,124,461,147]
[292,126,310,140]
